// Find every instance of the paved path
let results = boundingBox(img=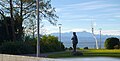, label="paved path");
[23,51,66,58]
